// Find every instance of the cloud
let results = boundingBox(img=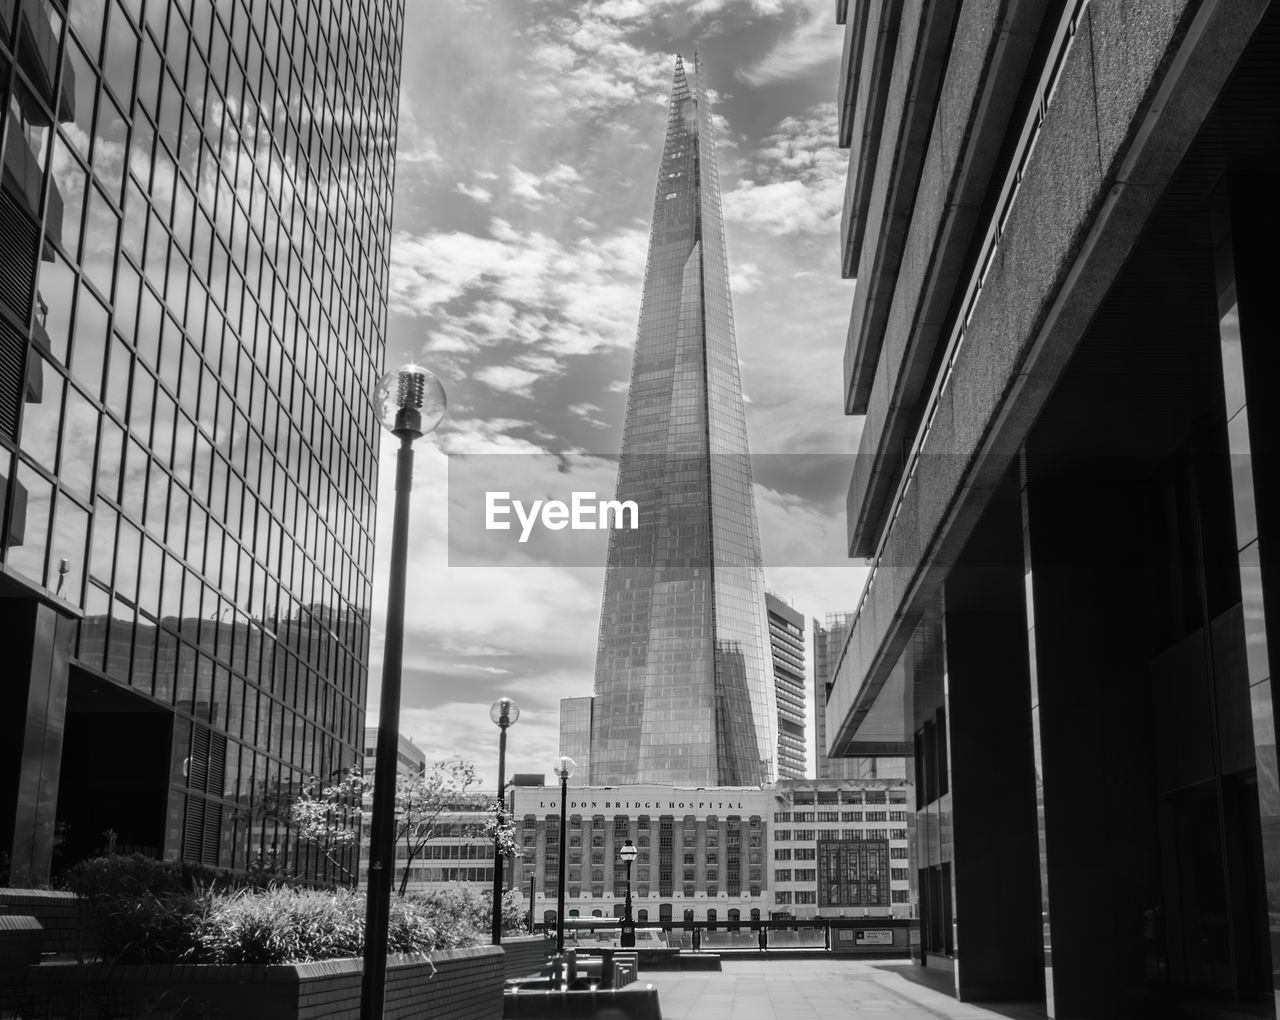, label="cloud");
[456,182,493,204]
[388,220,647,358]
[722,103,843,235]
[475,365,543,397]
[735,0,841,87]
